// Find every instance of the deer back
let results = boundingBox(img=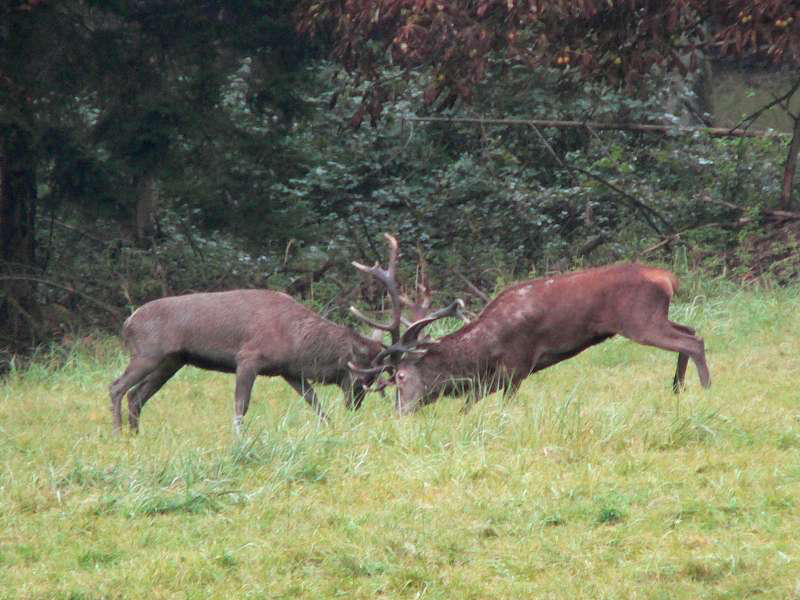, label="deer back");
[123,289,378,383]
